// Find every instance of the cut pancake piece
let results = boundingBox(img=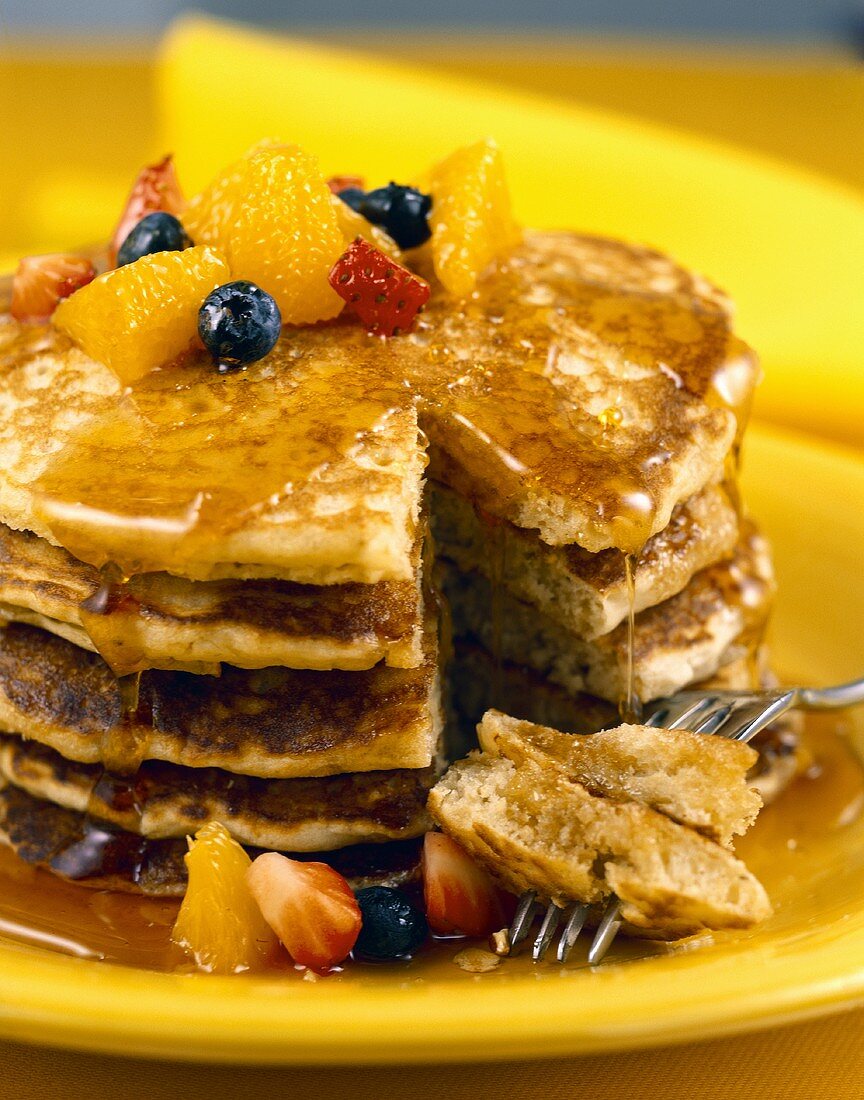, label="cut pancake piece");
[429,752,771,938]
[477,710,760,847]
[0,524,424,674]
[0,780,423,896]
[449,640,802,809]
[440,523,774,705]
[0,735,432,851]
[430,481,739,640]
[0,621,441,777]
